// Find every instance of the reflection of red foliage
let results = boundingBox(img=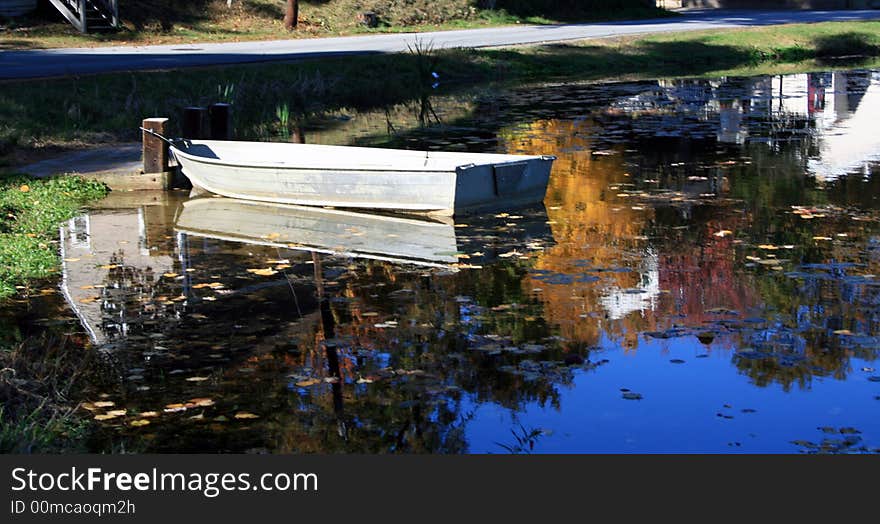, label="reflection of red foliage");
[658,220,759,327]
